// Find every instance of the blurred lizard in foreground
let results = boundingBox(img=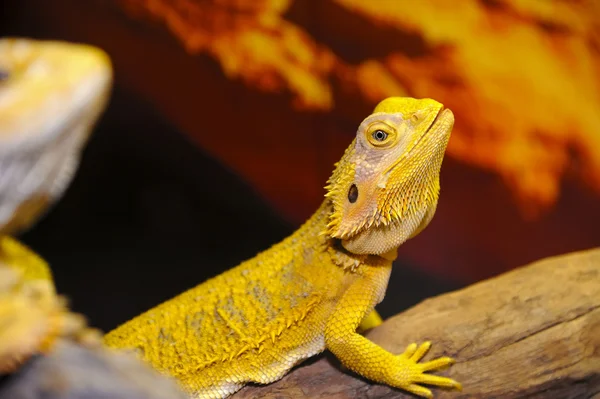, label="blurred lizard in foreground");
[106,97,461,398]
[0,38,112,373]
